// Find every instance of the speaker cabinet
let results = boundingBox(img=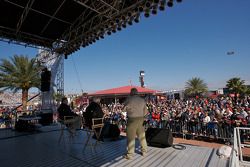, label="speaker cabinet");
[146,128,173,148]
